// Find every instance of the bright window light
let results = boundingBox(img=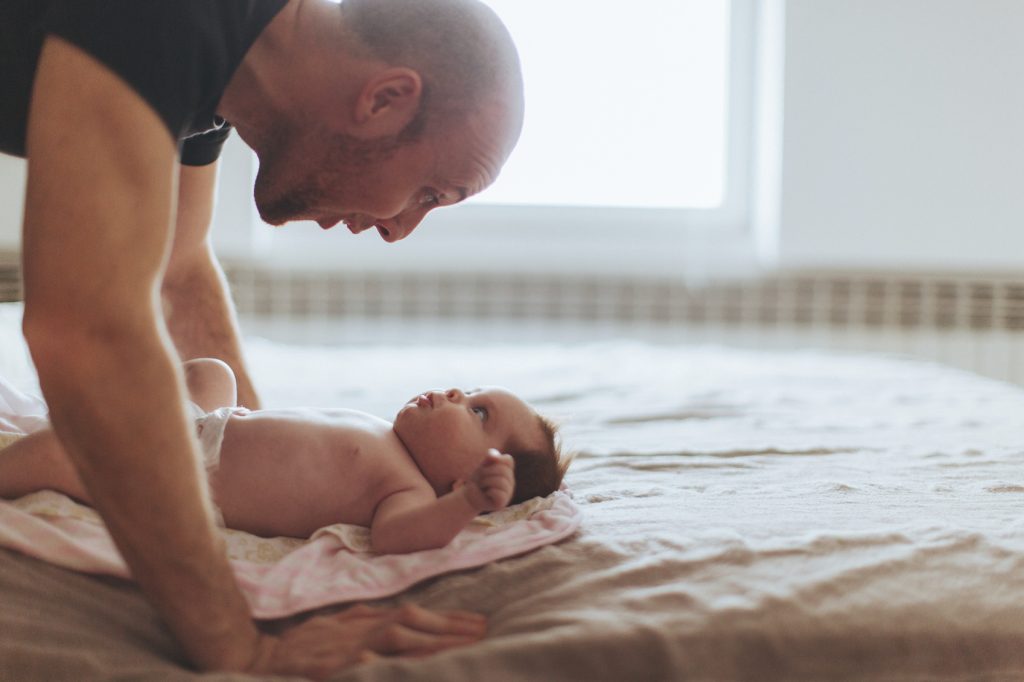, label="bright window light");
[232,0,759,276]
[475,0,731,210]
